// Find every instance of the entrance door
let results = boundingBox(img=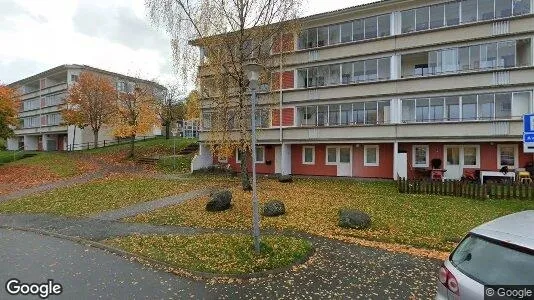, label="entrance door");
[444,146,462,180]
[274,146,281,174]
[337,147,352,177]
